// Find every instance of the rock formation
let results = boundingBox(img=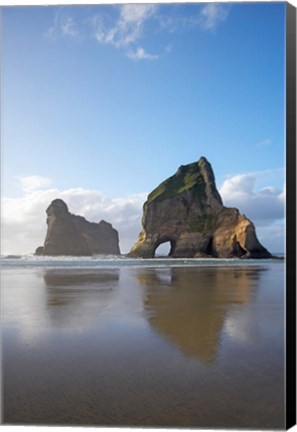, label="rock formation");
[35,199,120,256]
[129,157,271,259]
